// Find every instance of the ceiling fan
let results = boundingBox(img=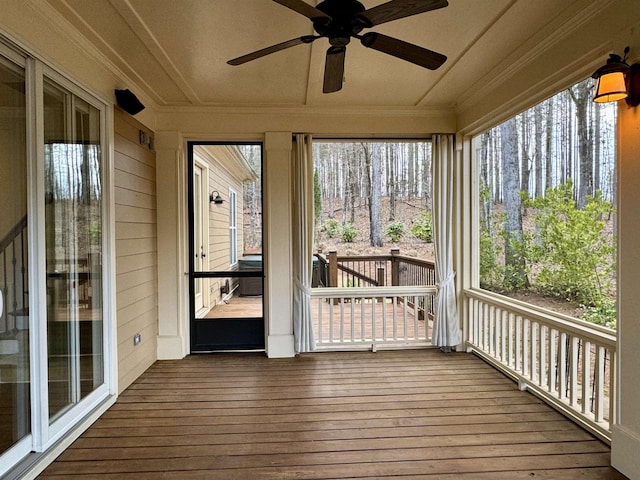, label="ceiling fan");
[227,0,449,93]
